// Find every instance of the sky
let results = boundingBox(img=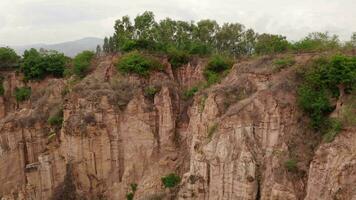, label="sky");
[0,0,355,45]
